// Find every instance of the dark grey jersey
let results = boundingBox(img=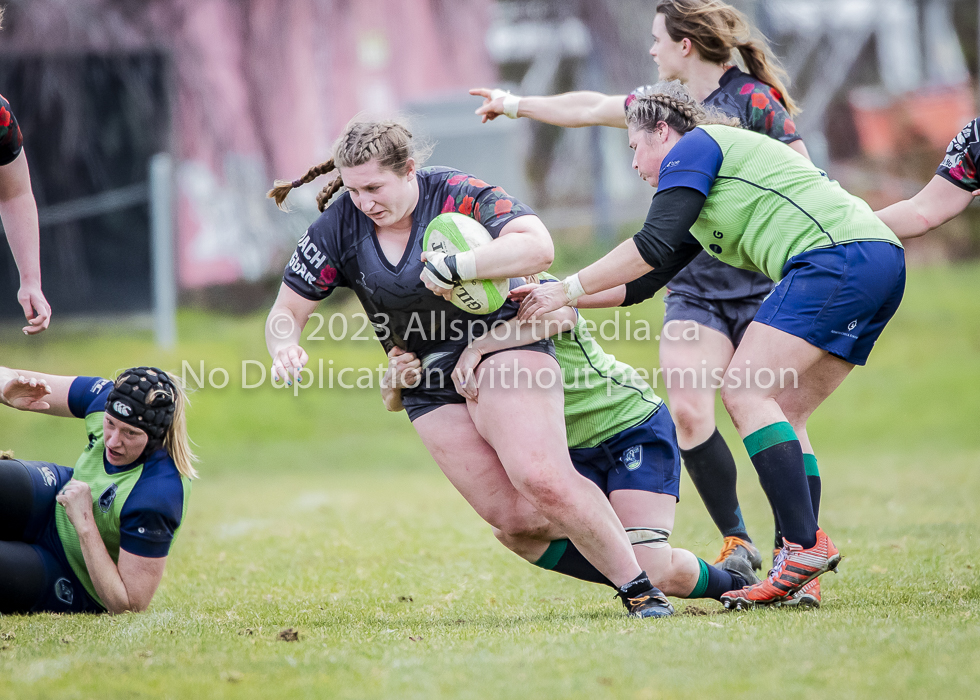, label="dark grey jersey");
[282,166,535,359]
